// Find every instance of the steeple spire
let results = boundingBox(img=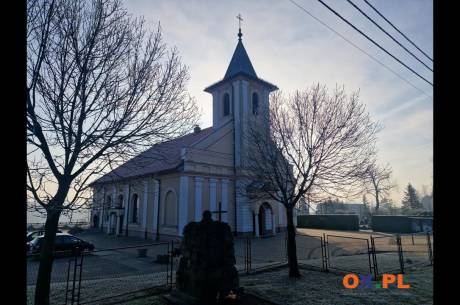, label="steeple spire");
[236,14,243,41]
